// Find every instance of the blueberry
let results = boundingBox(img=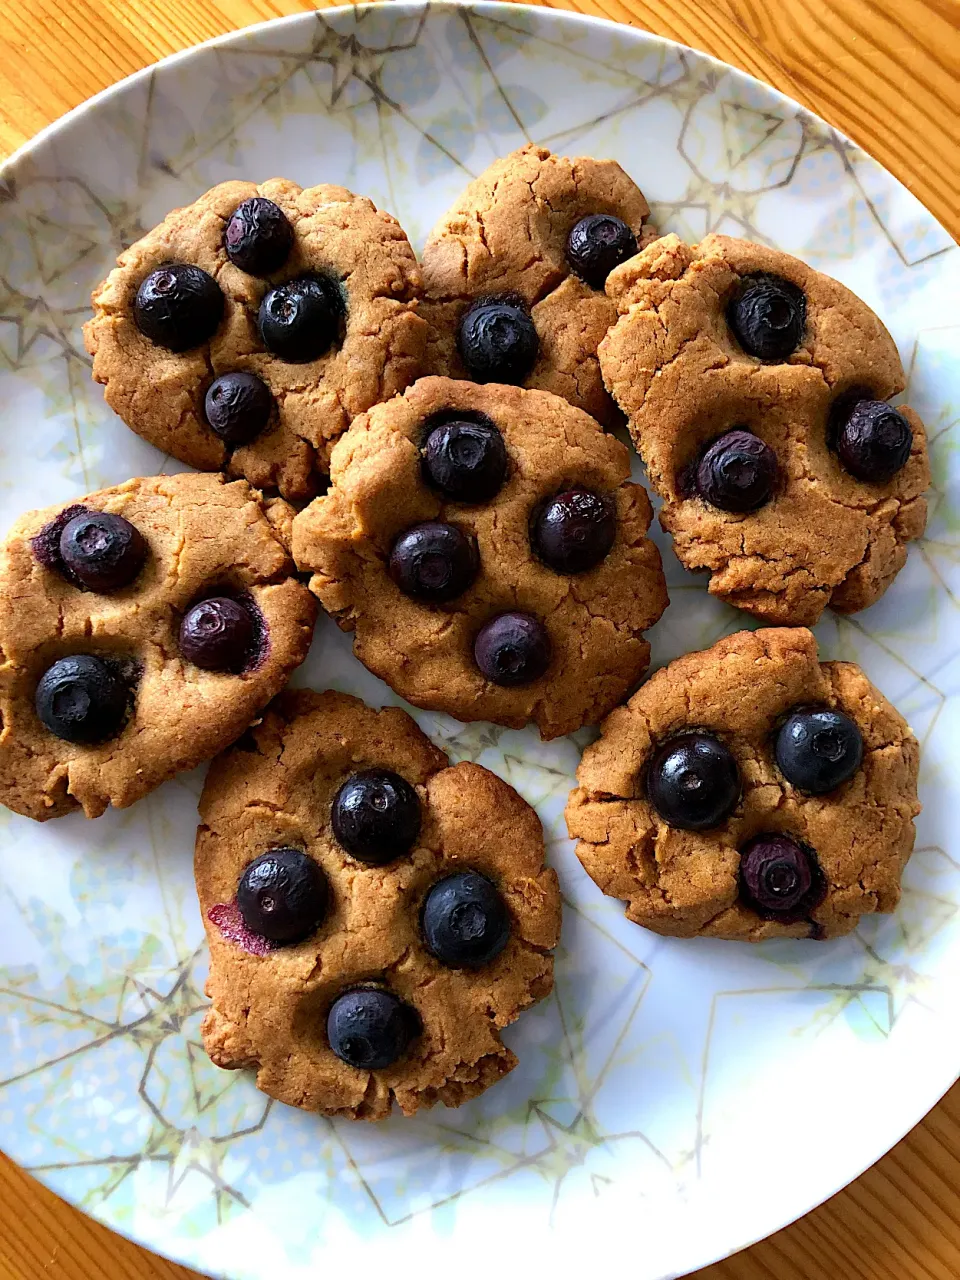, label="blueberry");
[388,522,478,602]
[739,833,826,921]
[58,512,146,592]
[258,274,343,363]
[695,429,778,512]
[646,732,740,831]
[831,398,913,483]
[237,847,328,944]
[775,706,863,794]
[727,272,806,360]
[134,264,224,352]
[474,612,550,686]
[533,488,615,574]
[566,214,638,289]
[458,297,538,384]
[179,596,256,672]
[421,417,507,503]
[224,197,294,276]
[35,655,129,744]
[331,769,421,865]
[421,871,511,969]
[327,987,420,1071]
[204,371,274,446]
